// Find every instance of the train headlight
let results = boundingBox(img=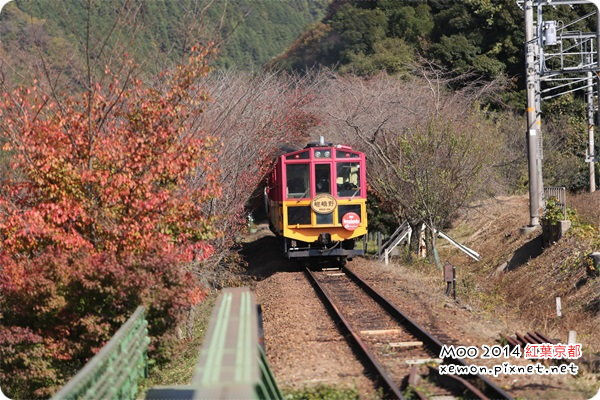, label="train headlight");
[324,151,330,157]
[315,151,321,158]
